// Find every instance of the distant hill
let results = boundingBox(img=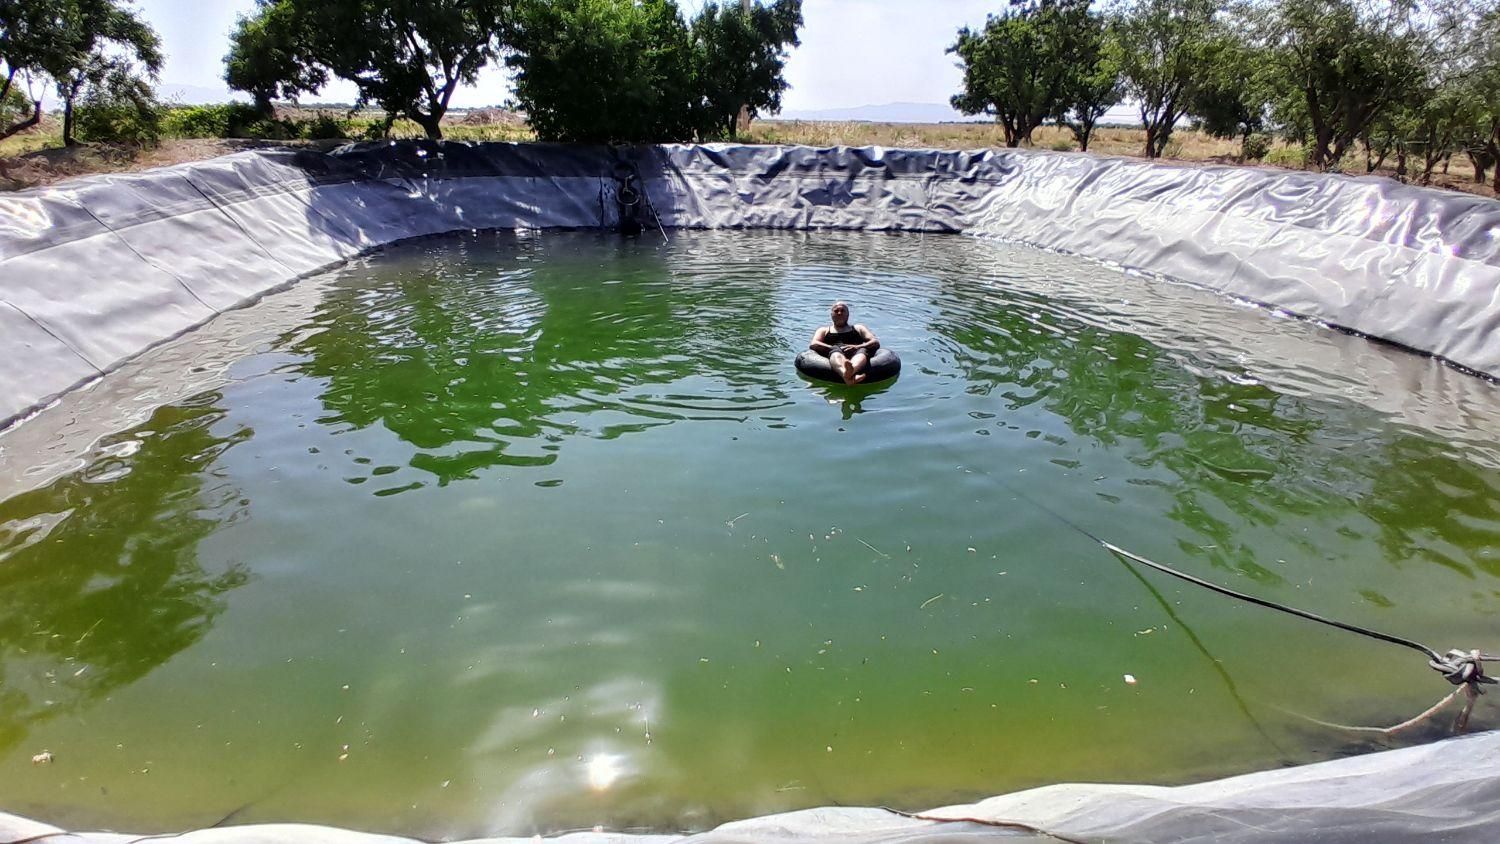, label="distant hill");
[776,102,975,123]
[774,101,1144,127]
[158,82,247,105]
